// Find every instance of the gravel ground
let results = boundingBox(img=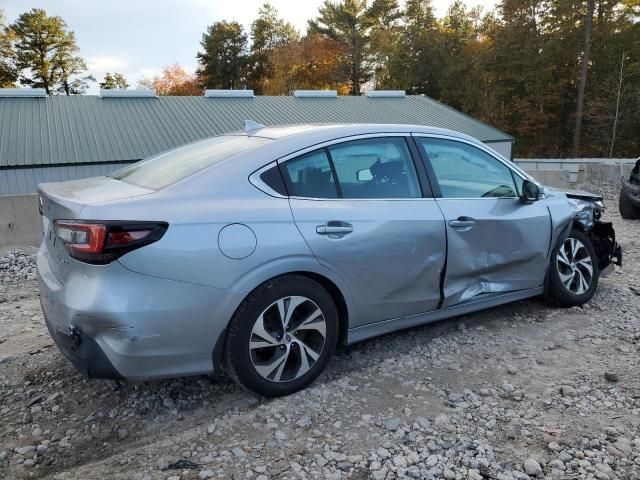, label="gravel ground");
[1,190,639,480]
